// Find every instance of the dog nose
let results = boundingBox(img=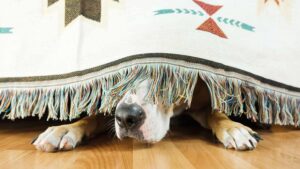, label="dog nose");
[115,103,146,129]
